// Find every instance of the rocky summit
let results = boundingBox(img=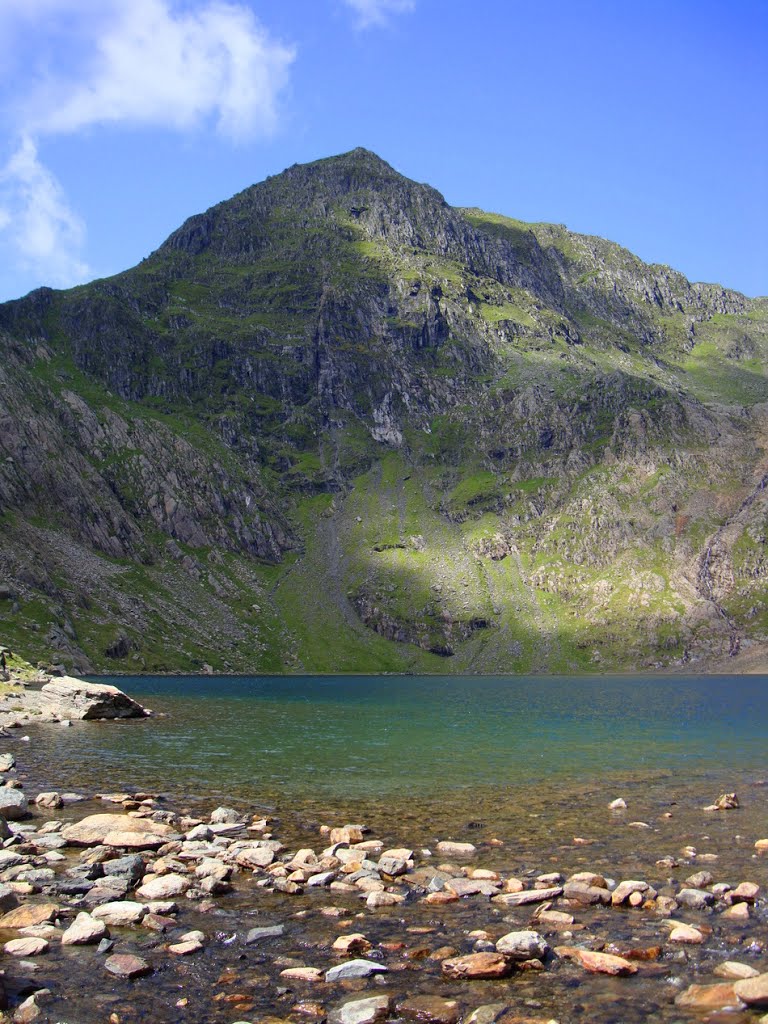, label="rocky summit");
[0,147,767,674]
